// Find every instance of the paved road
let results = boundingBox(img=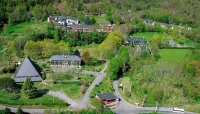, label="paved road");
[0,105,44,114]
[76,62,109,108]
[112,80,195,114]
[39,61,109,109]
